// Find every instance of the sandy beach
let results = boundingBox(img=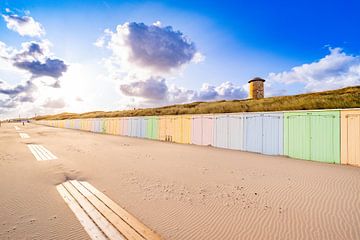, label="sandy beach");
[1,122,359,240]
